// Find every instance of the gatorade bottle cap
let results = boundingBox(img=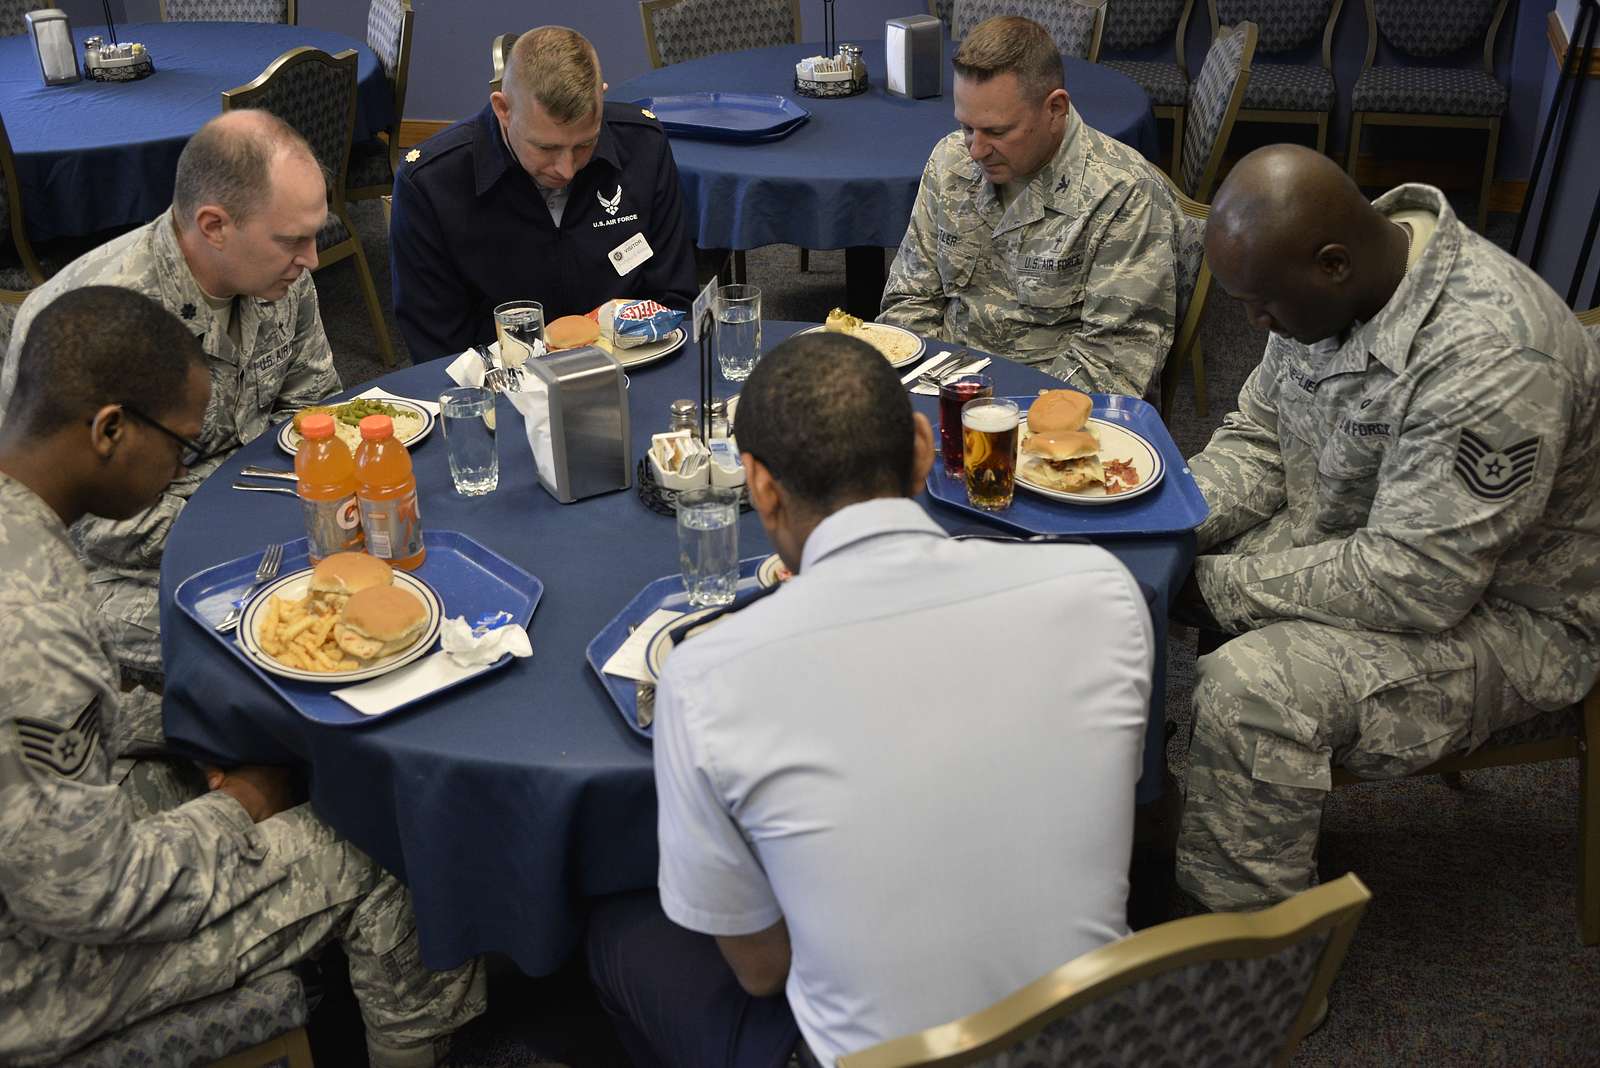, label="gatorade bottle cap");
[359,414,395,440]
[299,413,335,439]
